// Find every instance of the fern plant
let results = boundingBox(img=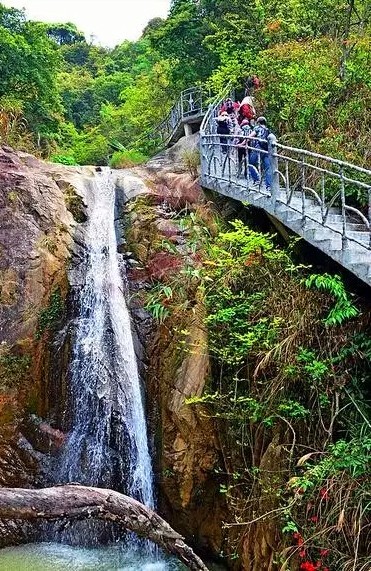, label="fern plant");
[305,273,359,326]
